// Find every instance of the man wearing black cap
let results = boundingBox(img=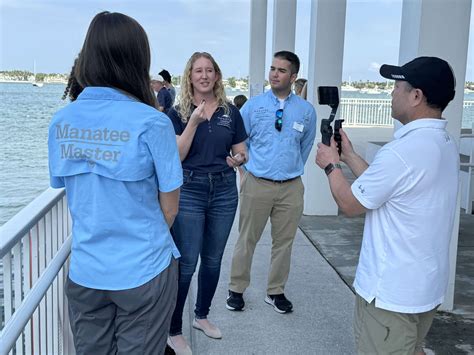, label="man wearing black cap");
[316,57,459,354]
[159,69,176,105]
